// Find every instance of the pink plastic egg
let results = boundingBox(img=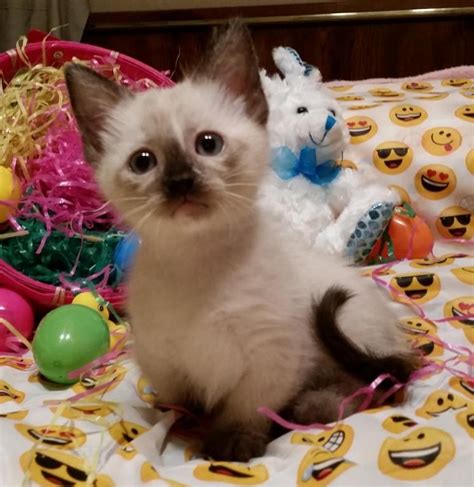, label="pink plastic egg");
[0,288,35,352]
